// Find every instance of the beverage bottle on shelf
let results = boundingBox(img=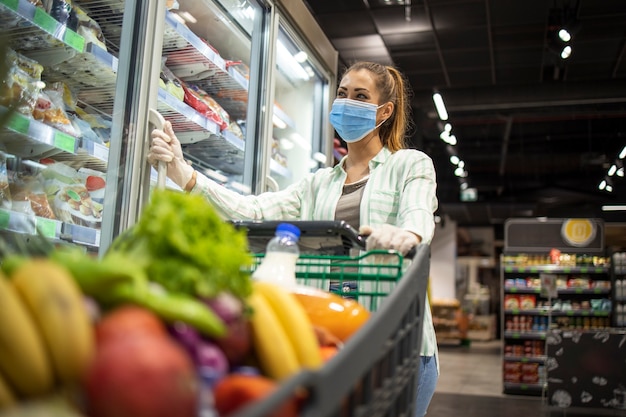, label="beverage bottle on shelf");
[252,223,301,291]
